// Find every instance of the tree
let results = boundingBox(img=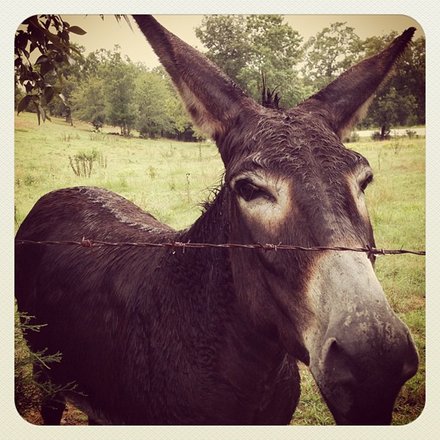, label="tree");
[70,47,139,135]
[301,22,362,91]
[195,15,250,82]
[43,43,86,121]
[369,86,416,139]
[71,75,107,130]
[195,15,306,108]
[102,49,138,136]
[361,32,425,136]
[395,36,425,126]
[15,309,80,422]
[239,15,306,108]
[135,69,174,138]
[15,15,86,123]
